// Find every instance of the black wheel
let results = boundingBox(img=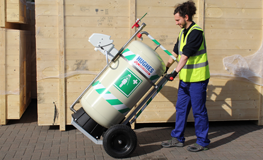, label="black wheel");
[103,124,137,158]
